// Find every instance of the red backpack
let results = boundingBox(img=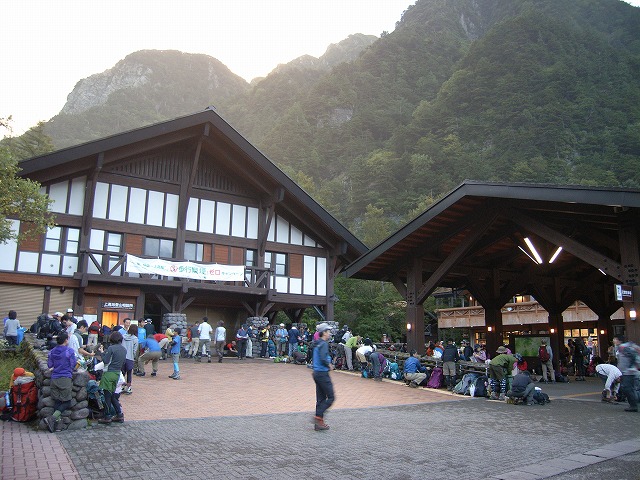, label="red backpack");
[538,346,550,362]
[11,380,38,422]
